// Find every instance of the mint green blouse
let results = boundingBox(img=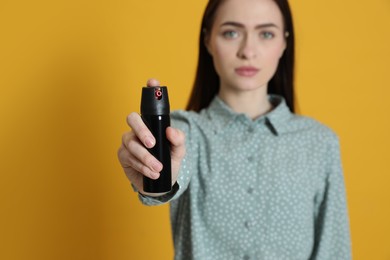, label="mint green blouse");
[138,95,351,260]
